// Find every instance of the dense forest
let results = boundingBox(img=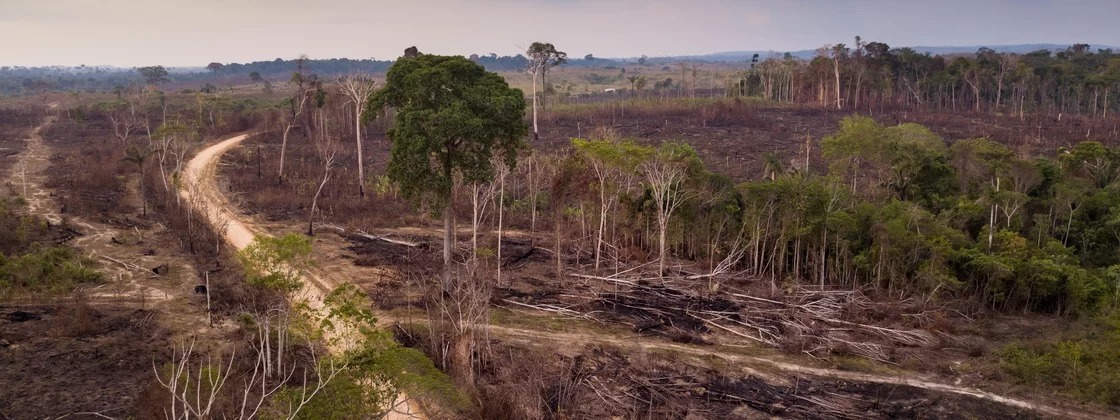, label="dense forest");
[738,41,1120,118]
[548,116,1120,317]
